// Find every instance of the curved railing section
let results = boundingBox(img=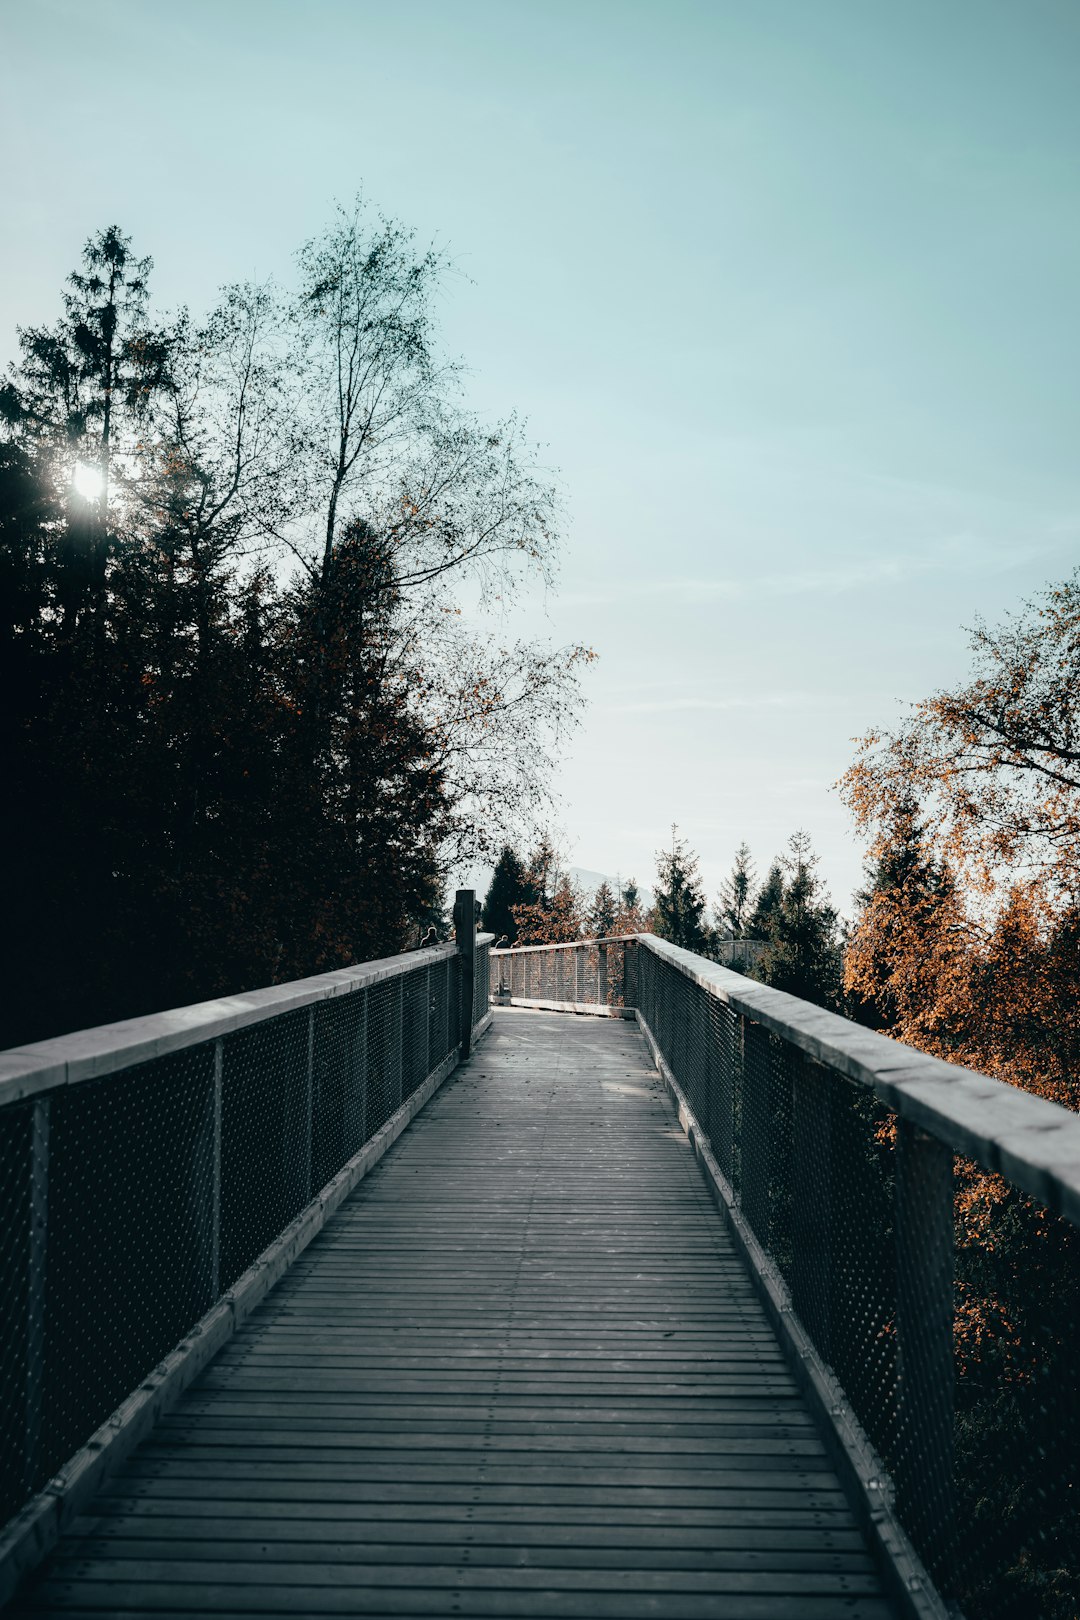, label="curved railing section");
[0,910,491,1598]
[491,933,1080,1620]
[490,933,636,1014]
